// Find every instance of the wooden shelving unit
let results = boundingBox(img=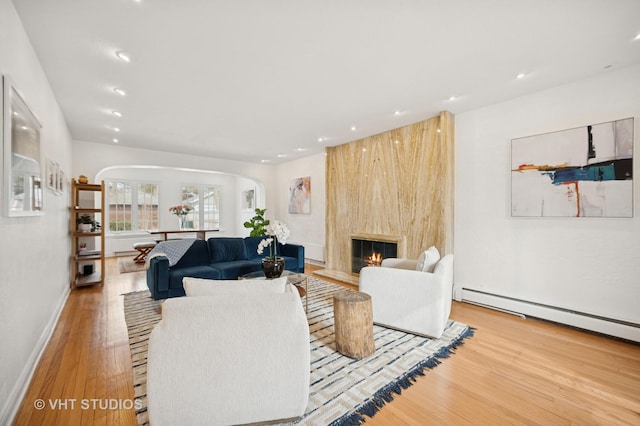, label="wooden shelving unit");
[70,179,105,288]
